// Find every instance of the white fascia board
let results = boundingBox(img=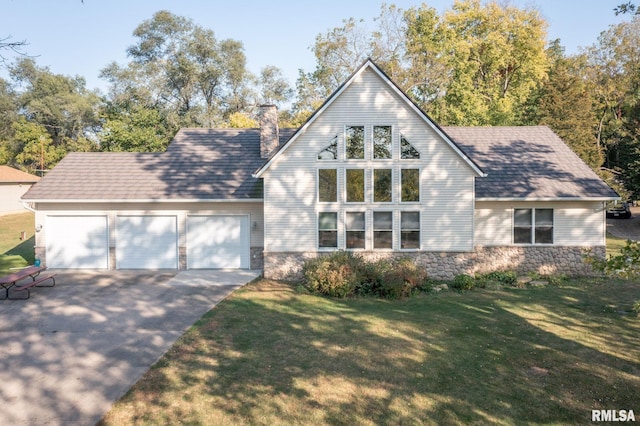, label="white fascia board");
[21,198,264,204]
[253,64,369,179]
[476,196,620,202]
[254,59,486,179]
